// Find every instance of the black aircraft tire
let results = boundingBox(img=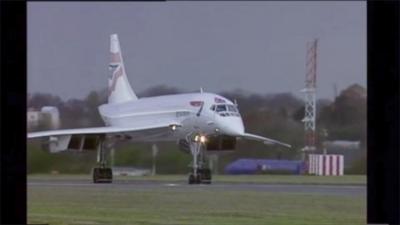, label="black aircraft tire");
[188,174,195,184]
[203,168,211,180]
[106,168,113,183]
[93,168,99,183]
[93,168,112,183]
[195,174,201,184]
